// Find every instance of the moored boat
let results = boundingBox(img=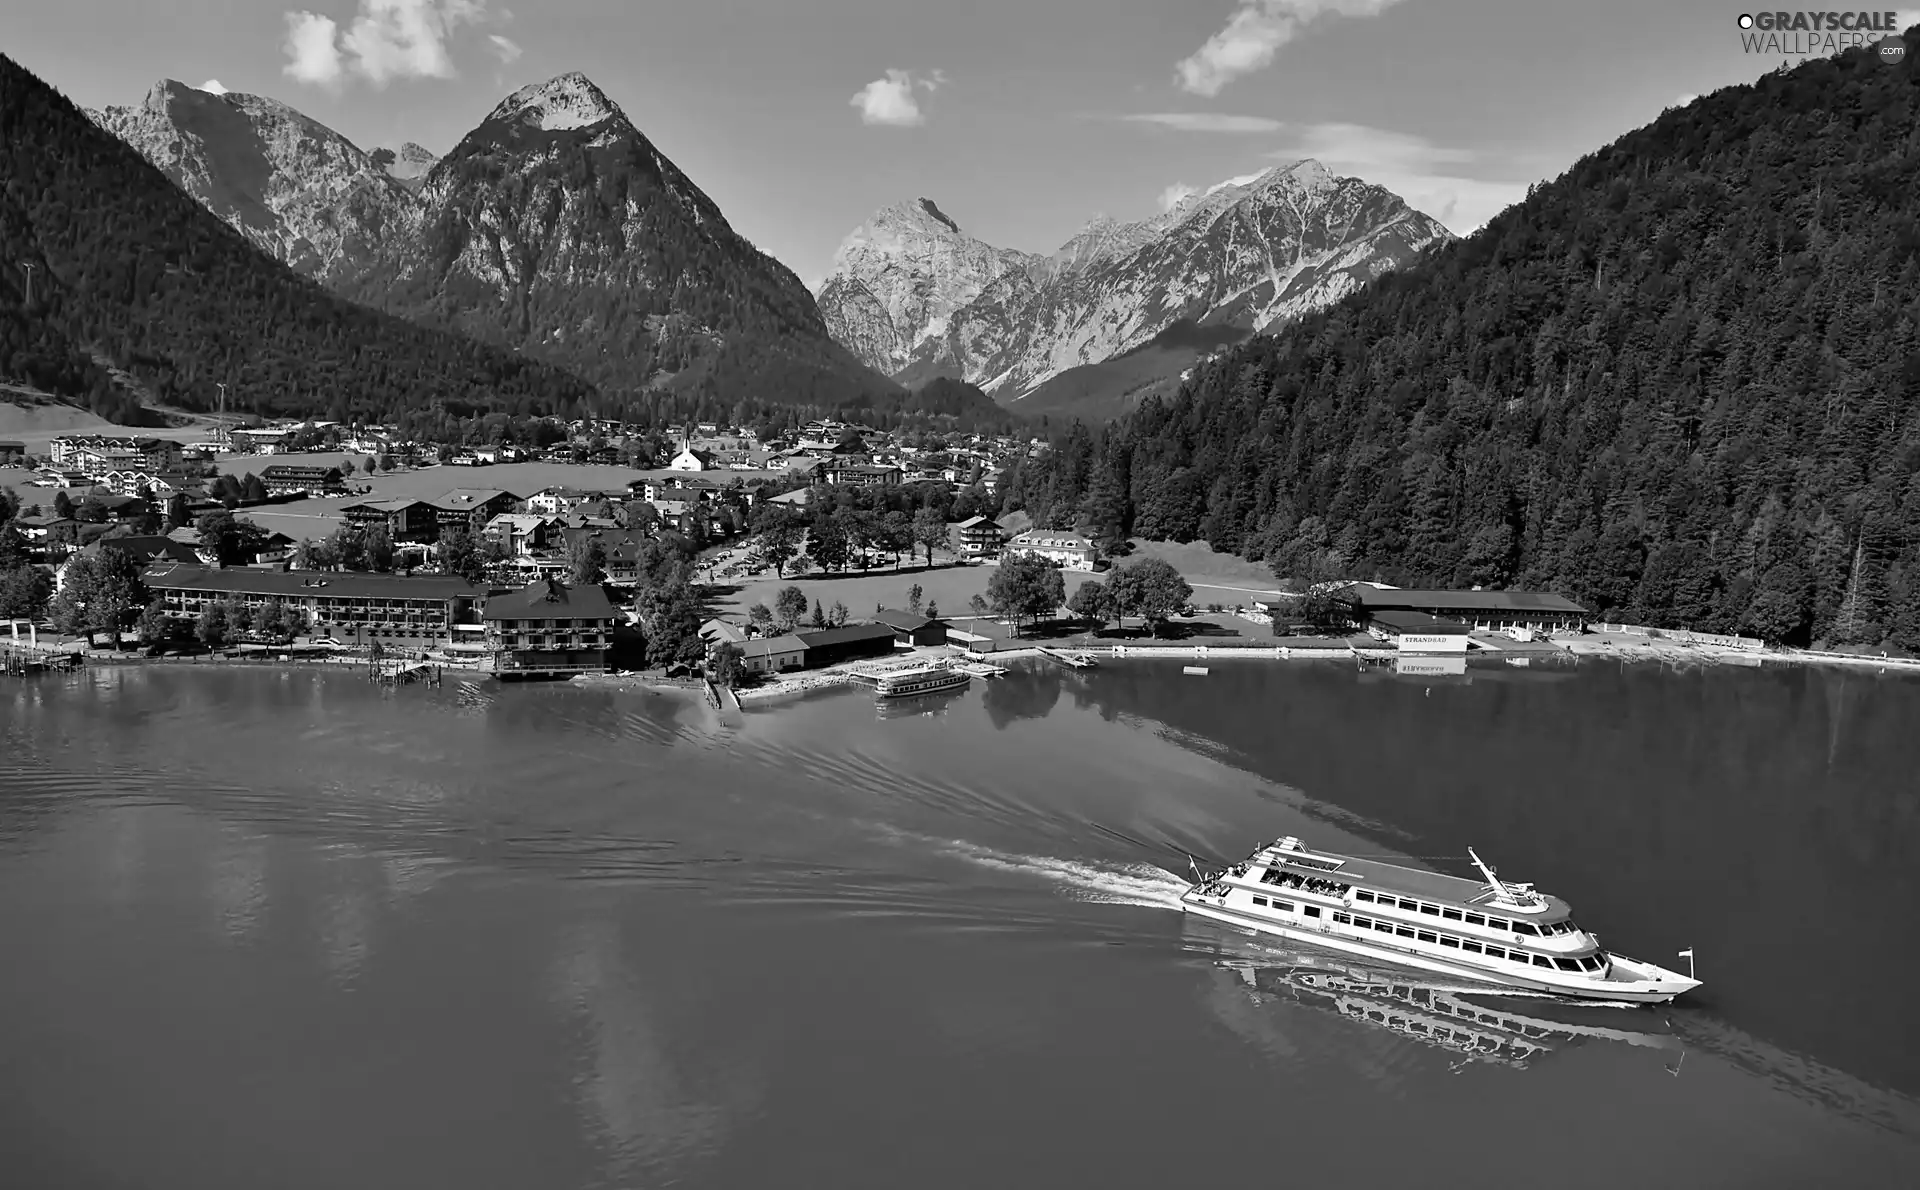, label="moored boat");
[1181,836,1701,1004]
[873,662,971,700]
